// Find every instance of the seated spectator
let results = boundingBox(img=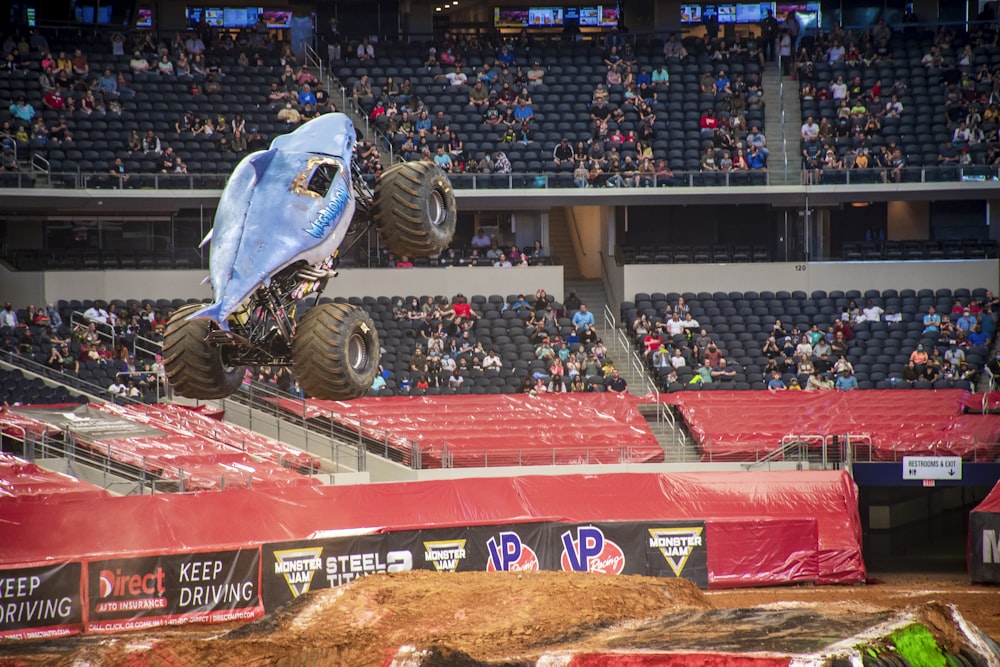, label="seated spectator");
[767,371,786,391]
[356,38,375,62]
[835,370,859,391]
